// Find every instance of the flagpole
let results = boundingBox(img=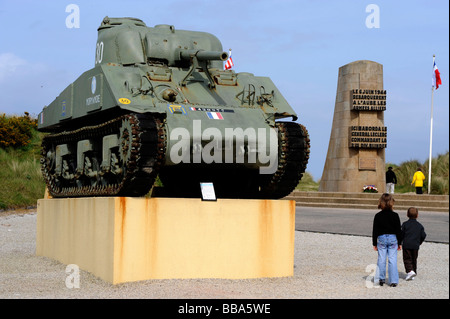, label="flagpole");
[428,55,435,194]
